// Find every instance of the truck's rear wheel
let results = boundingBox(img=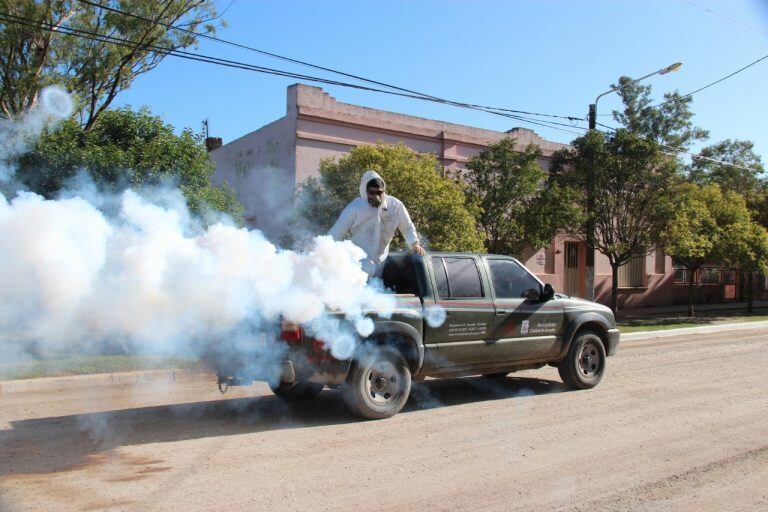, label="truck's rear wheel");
[342,345,411,419]
[269,381,324,401]
[558,331,606,389]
